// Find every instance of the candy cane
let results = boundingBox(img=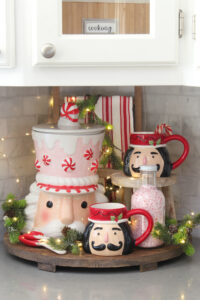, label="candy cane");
[155,123,173,136]
[19,231,66,255]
